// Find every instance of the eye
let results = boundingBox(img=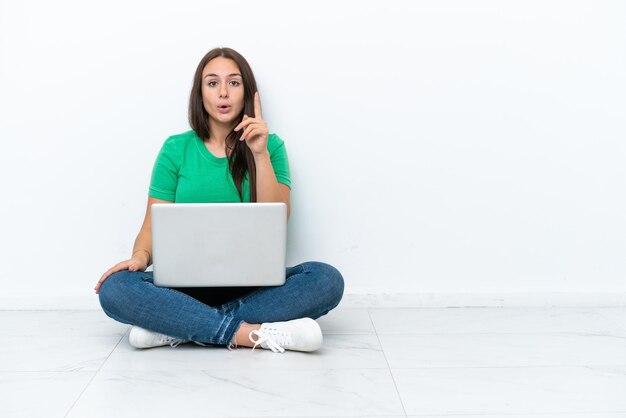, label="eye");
[208,81,217,87]
[230,81,241,86]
